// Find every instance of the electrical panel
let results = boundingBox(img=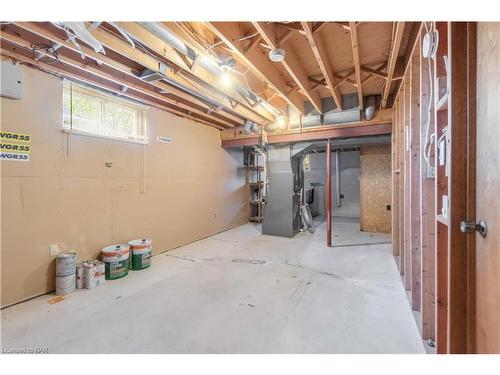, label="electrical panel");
[1,61,22,100]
